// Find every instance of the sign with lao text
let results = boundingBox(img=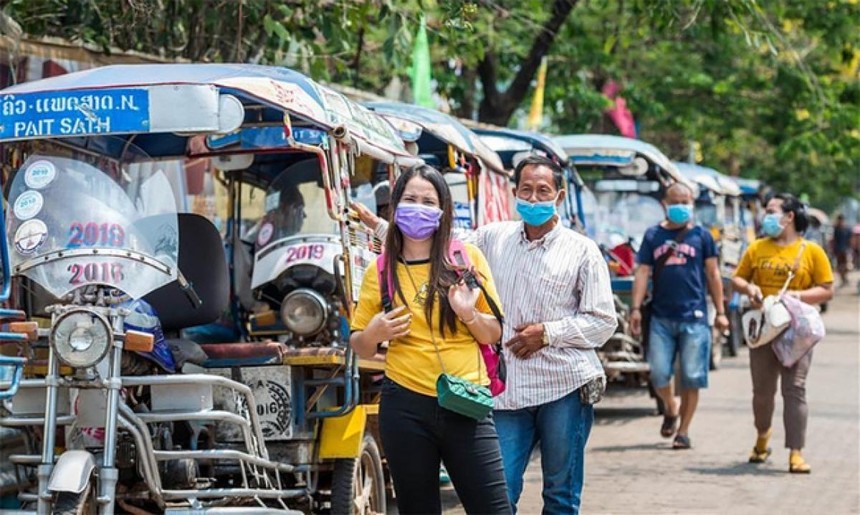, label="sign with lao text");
[0,89,149,140]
